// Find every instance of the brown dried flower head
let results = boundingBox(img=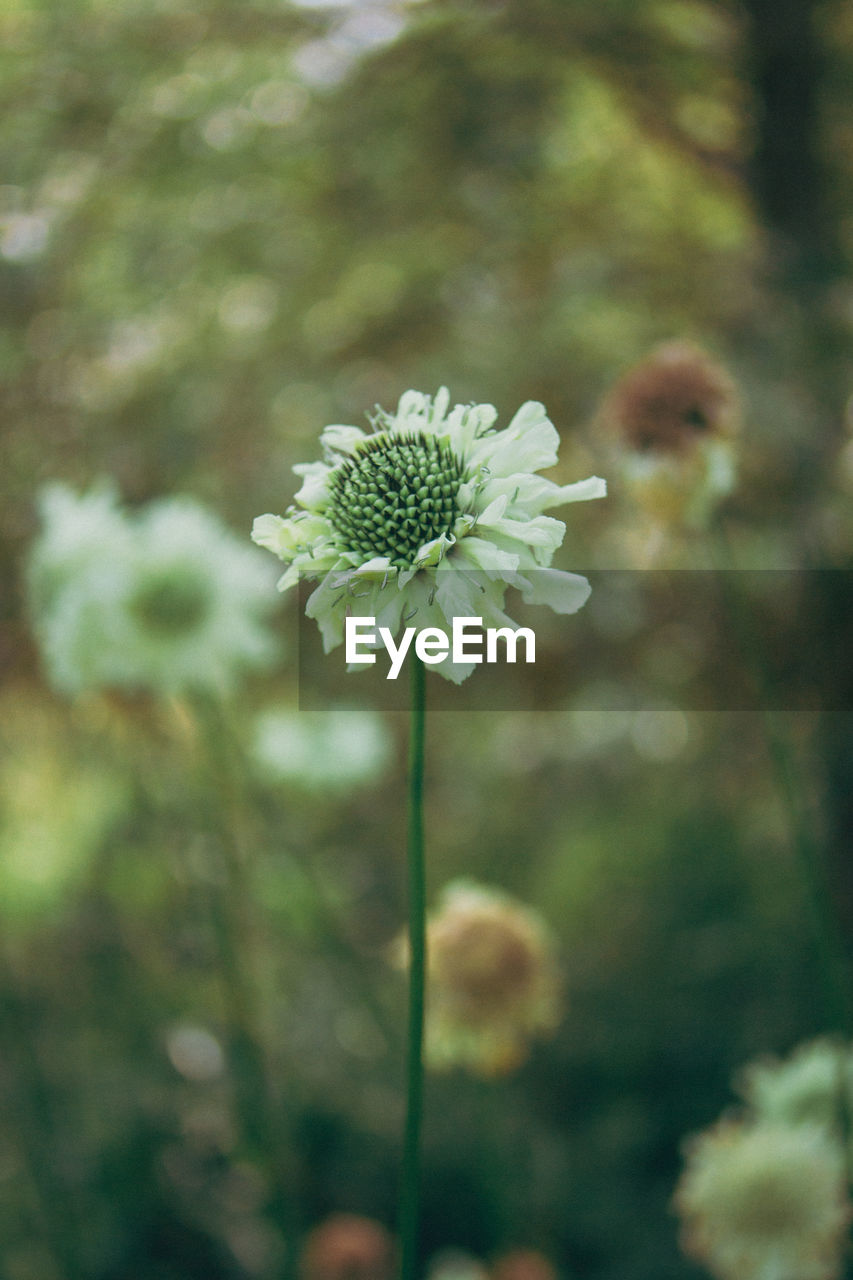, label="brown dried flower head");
[602,341,739,457]
[300,1214,395,1280]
